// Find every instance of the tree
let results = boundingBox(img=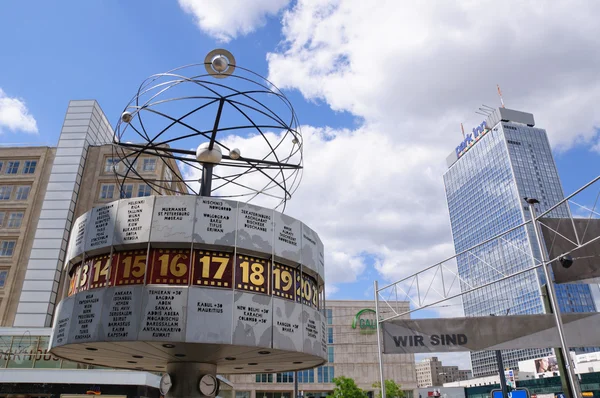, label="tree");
[327,376,368,398]
[372,379,406,398]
